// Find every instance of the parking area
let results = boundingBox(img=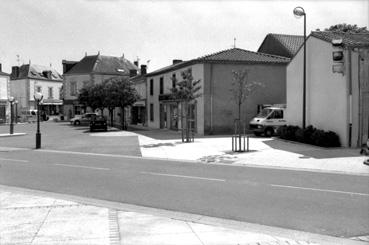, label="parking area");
[0,122,141,156]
